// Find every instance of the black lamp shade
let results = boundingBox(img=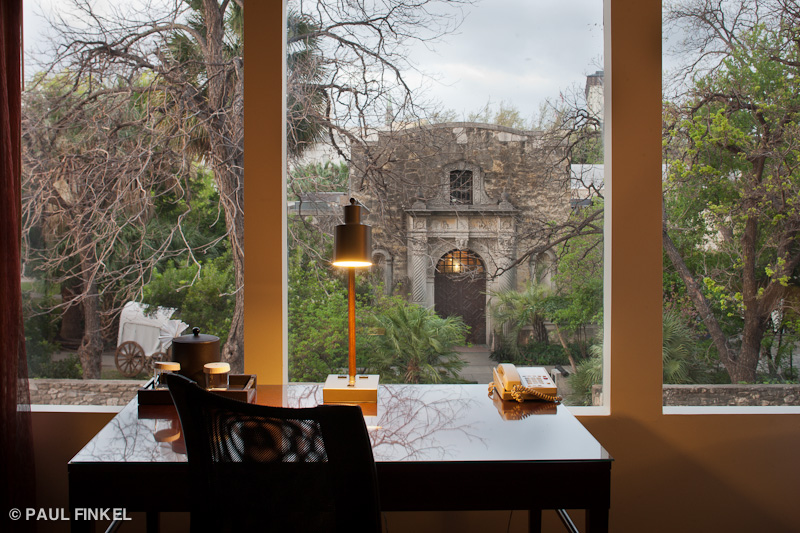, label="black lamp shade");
[332,198,372,267]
